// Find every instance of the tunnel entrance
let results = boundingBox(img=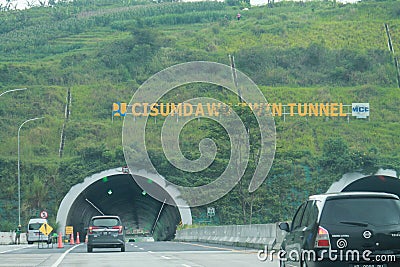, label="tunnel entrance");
[341,175,400,197]
[327,170,400,197]
[57,168,192,241]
